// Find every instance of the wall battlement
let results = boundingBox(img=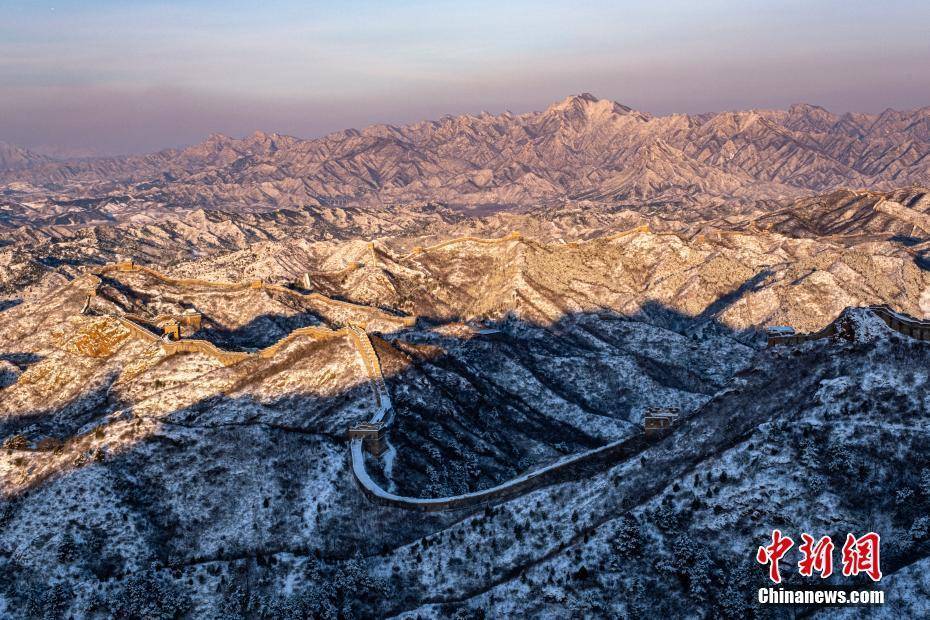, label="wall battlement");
[112,316,163,344]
